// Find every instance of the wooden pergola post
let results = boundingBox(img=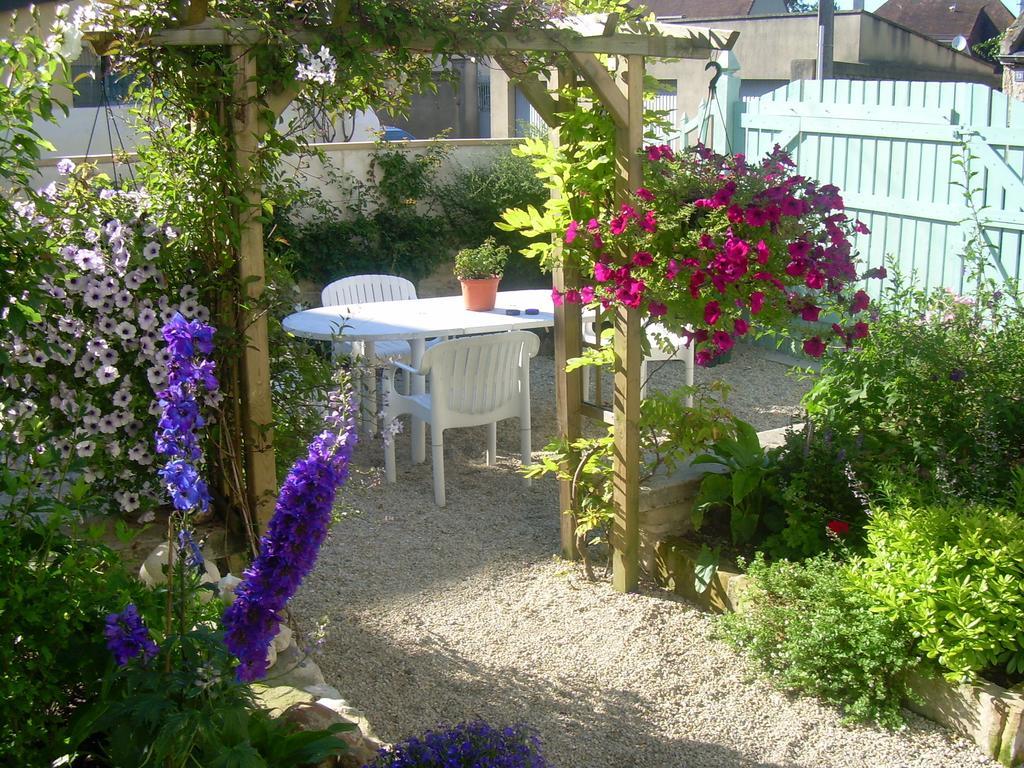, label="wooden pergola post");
[610,55,646,593]
[231,45,278,534]
[551,64,582,561]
